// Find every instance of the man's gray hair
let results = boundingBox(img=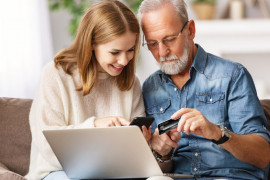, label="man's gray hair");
[138,0,188,25]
